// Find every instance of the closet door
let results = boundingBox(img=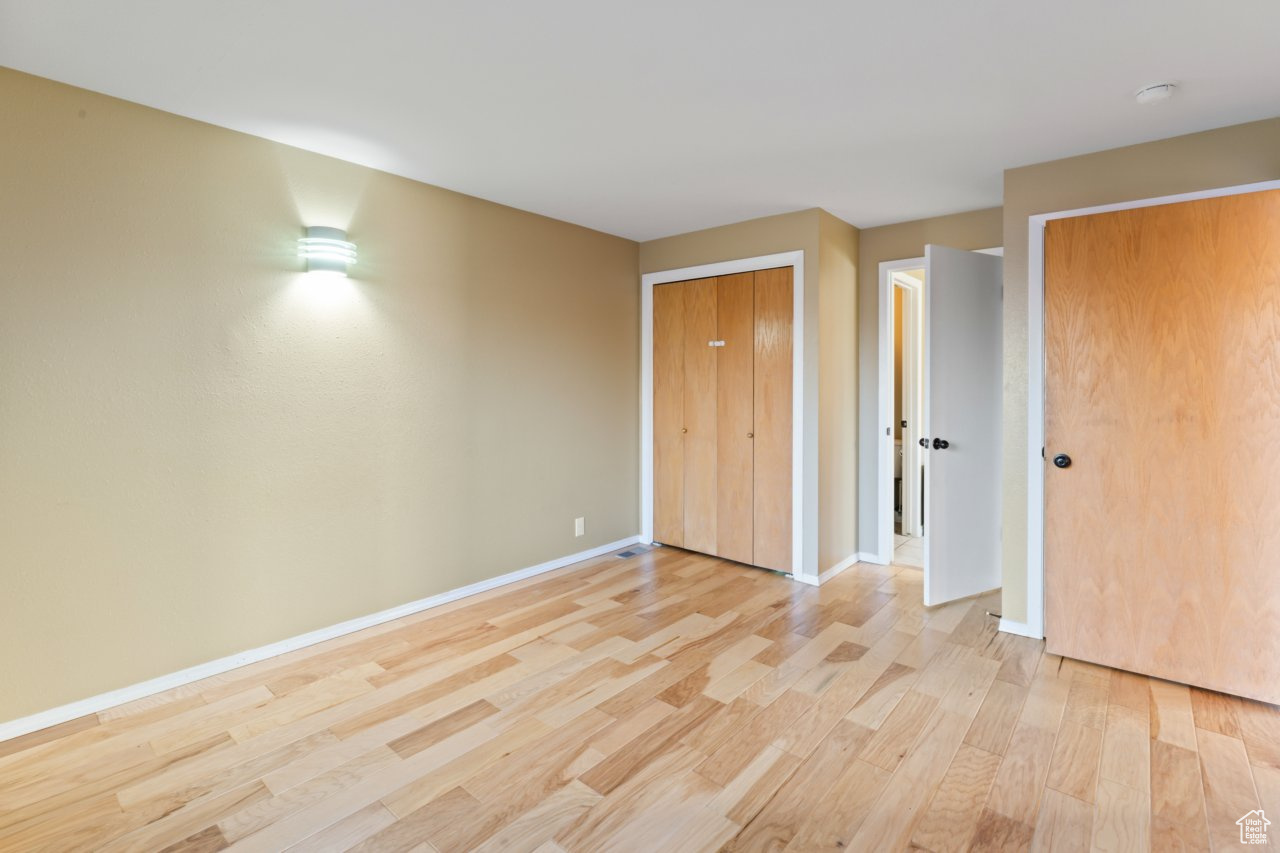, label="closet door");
[682,277,719,554]
[716,273,755,563]
[1044,189,1280,703]
[753,267,793,572]
[652,281,685,547]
